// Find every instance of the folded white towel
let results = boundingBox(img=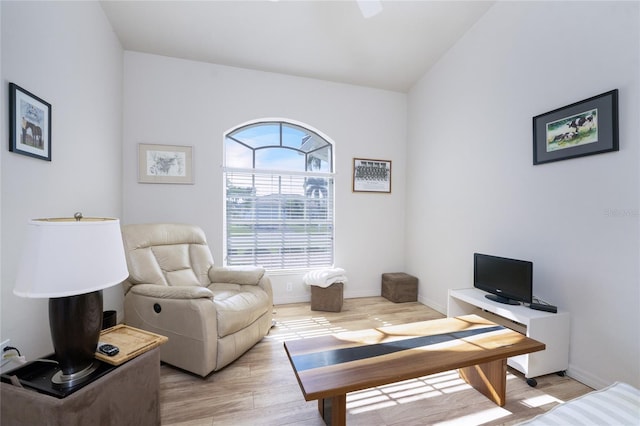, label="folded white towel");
[303,268,348,288]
